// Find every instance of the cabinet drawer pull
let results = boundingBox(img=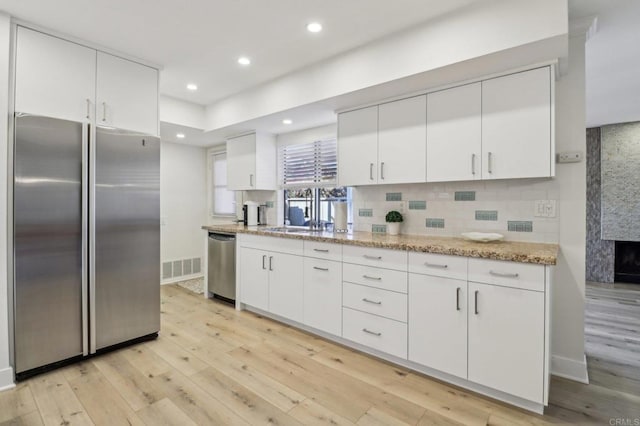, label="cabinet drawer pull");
[380,162,385,180]
[487,151,493,174]
[269,256,273,271]
[489,270,519,278]
[362,328,382,336]
[313,248,329,253]
[249,174,254,187]
[262,255,266,270]
[101,102,107,122]
[363,255,382,260]
[471,153,476,175]
[369,163,374,180]
[424,262,448,269]
[362,298,382,305]
[456,287,461,311]
[362,275,382,281]
[313,266,329,271]
[474,290,479,315]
